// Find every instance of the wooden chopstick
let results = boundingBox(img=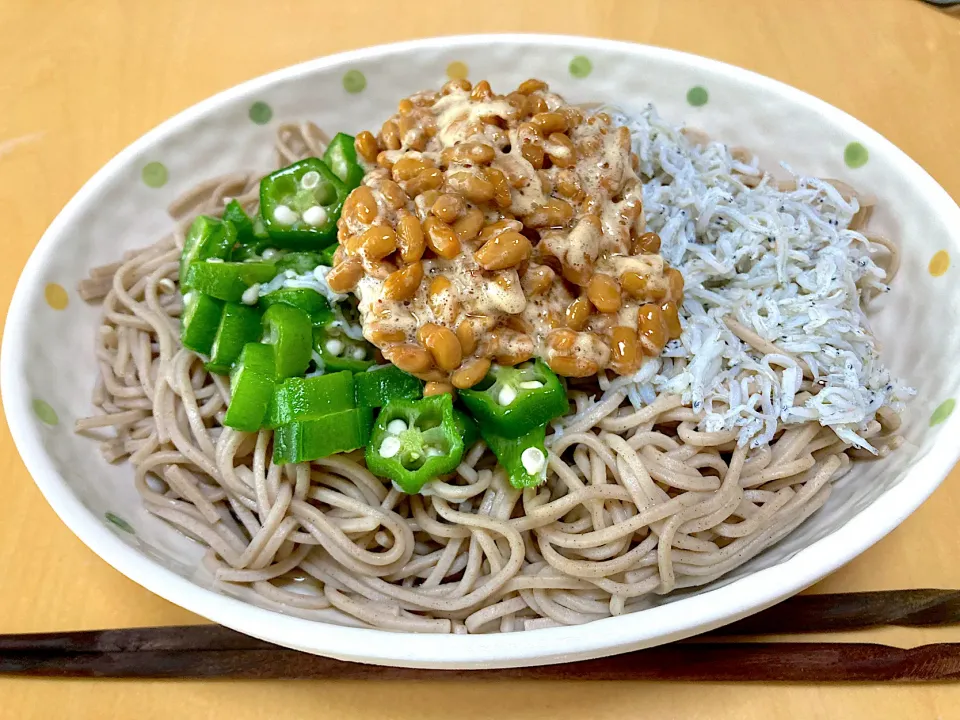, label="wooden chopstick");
[2,589,959,681]
[713,588,960,635]
[1,642,959,681]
